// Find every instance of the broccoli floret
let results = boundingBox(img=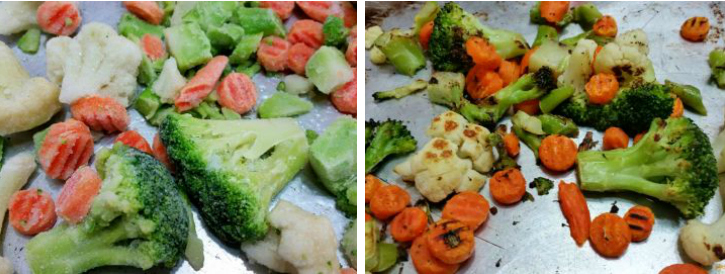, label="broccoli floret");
[557,81,674,134]
[365,120,417,174]
[322,15,349,48]
[578,117,718,218]
[372,79,428,101]
[310,118,357,216]
[530,177,554,195]
[458,67,557,126]
[26,144,188,274]
[159,114,308,243]
[365,120,377,148]
[429,2,529,72]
